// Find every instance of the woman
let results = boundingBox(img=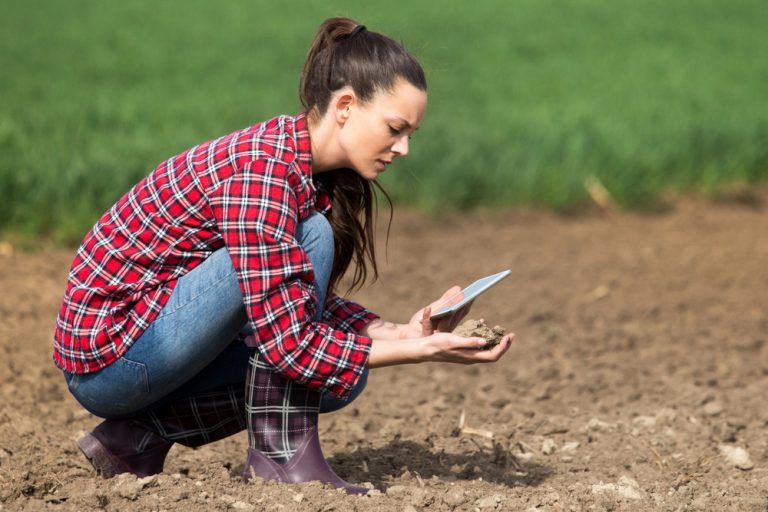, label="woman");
[54,17,512,495]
